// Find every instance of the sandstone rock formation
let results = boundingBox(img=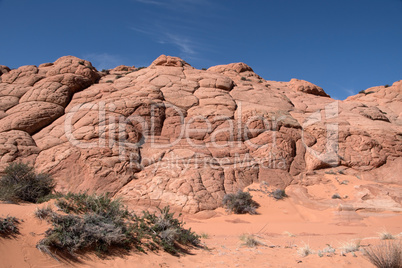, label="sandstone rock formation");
[0,55,401,213]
